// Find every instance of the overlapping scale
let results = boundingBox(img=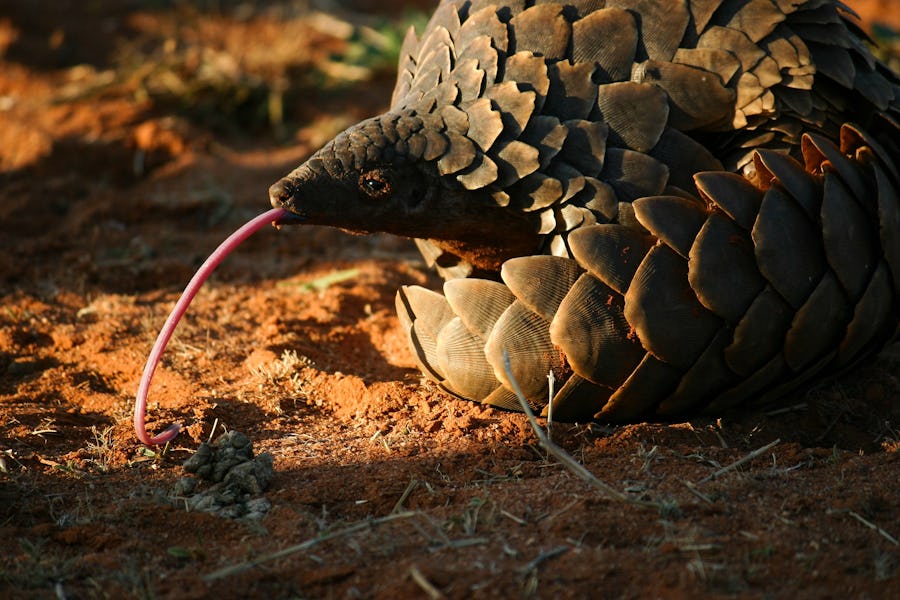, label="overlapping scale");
[600,148,669,201]
[782,271,849,371]
[396,286,456,382]
[501,255,583,321]
[597,354,682,422]
[694,171,762,230]
[657,329,737,416]
[595,82,669,153]
[570,8,637,82]
[436,317,499,400]
[725,289,792,379]
[484,301,558,401]
[633,195,708,259]
[549,273,644,387]
[837,262,895,366]
[568,224,655,295]
[509,3,571,60]
[444,278,516,341]
[752,150,821,220]
[752,185,825,309]
[688,211,765,323]
[607,0,688,62]
[648,128,723,193]
[820,172,877,299]
[633,60,735,131]
[624,244,722,370]
[543,375,613,422]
